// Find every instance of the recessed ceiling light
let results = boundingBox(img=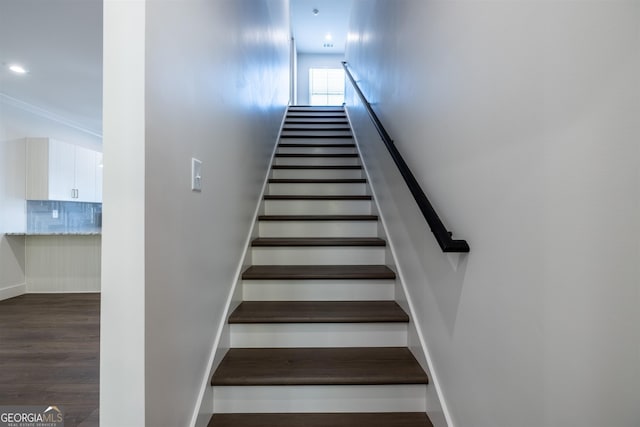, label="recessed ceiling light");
[8,64,28,74]
[325,33,333,41]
